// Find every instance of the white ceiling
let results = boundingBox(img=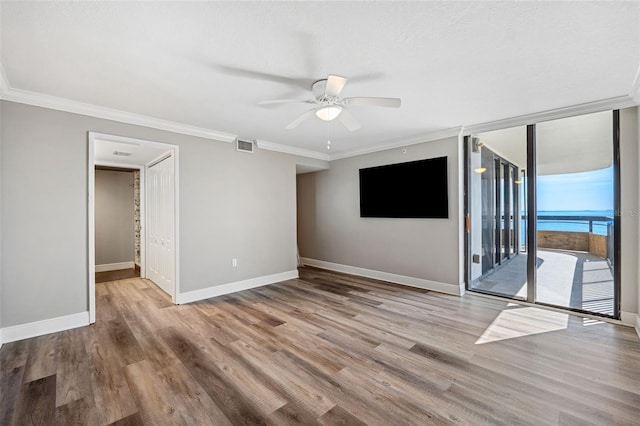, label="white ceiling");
[477,110,613,175]
[94,138,171,167]
[2,2,639,158]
